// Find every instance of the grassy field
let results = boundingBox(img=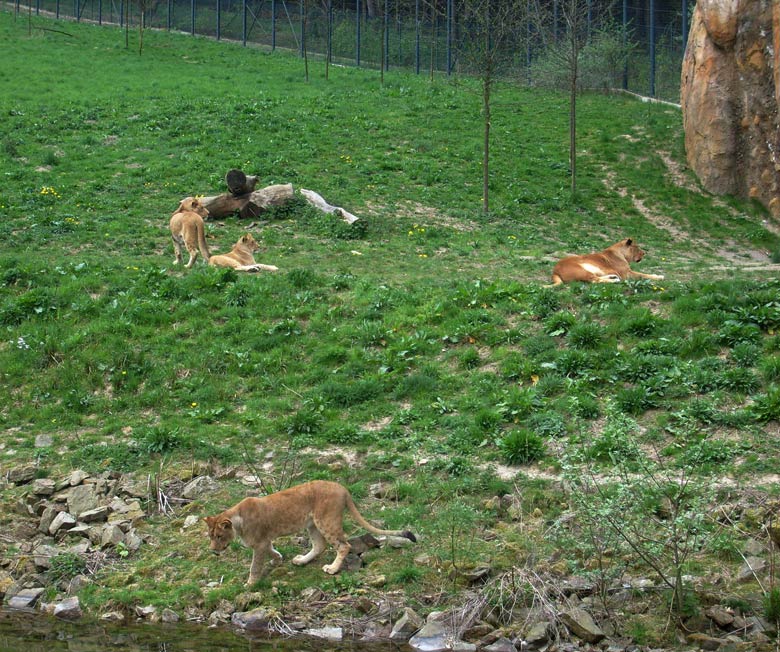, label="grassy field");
[2,9,780,647]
